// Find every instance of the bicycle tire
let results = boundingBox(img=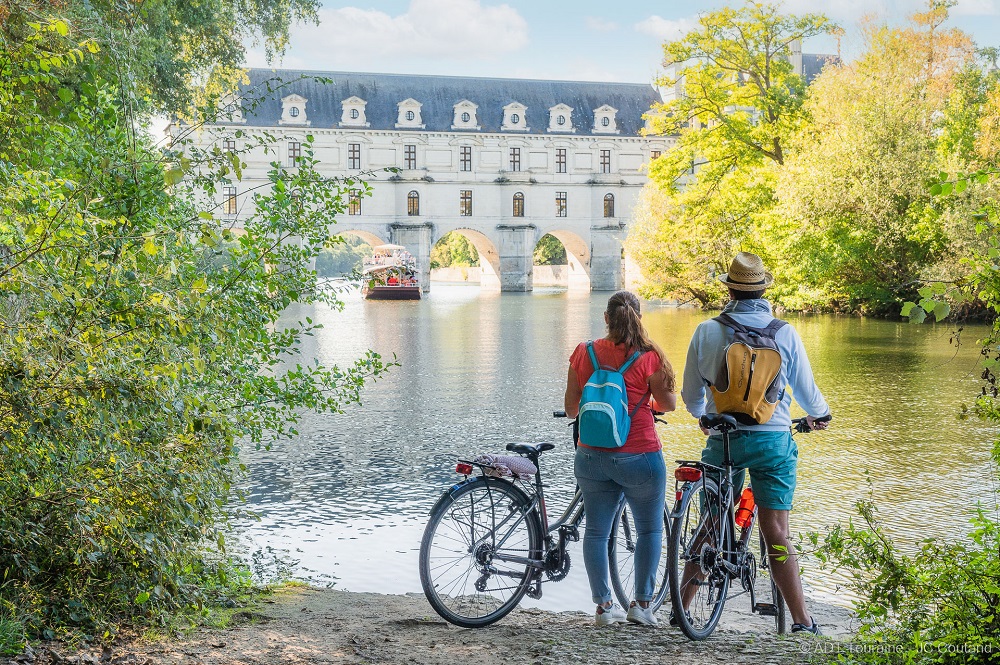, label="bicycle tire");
[419,476,542,628]
[609,502,670,611]
[759,531,787,634]
[667,476,730,640]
